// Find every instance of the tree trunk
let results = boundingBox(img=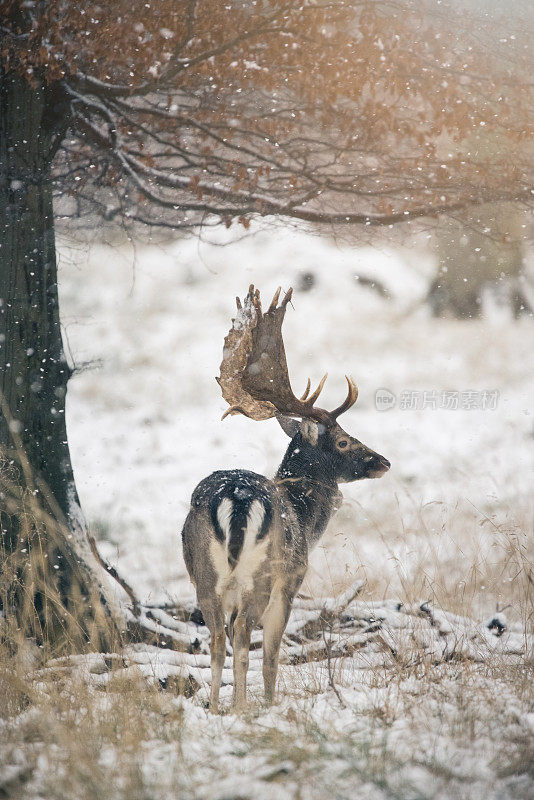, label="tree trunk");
[427,205,532,319]
[0,68,121,654]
